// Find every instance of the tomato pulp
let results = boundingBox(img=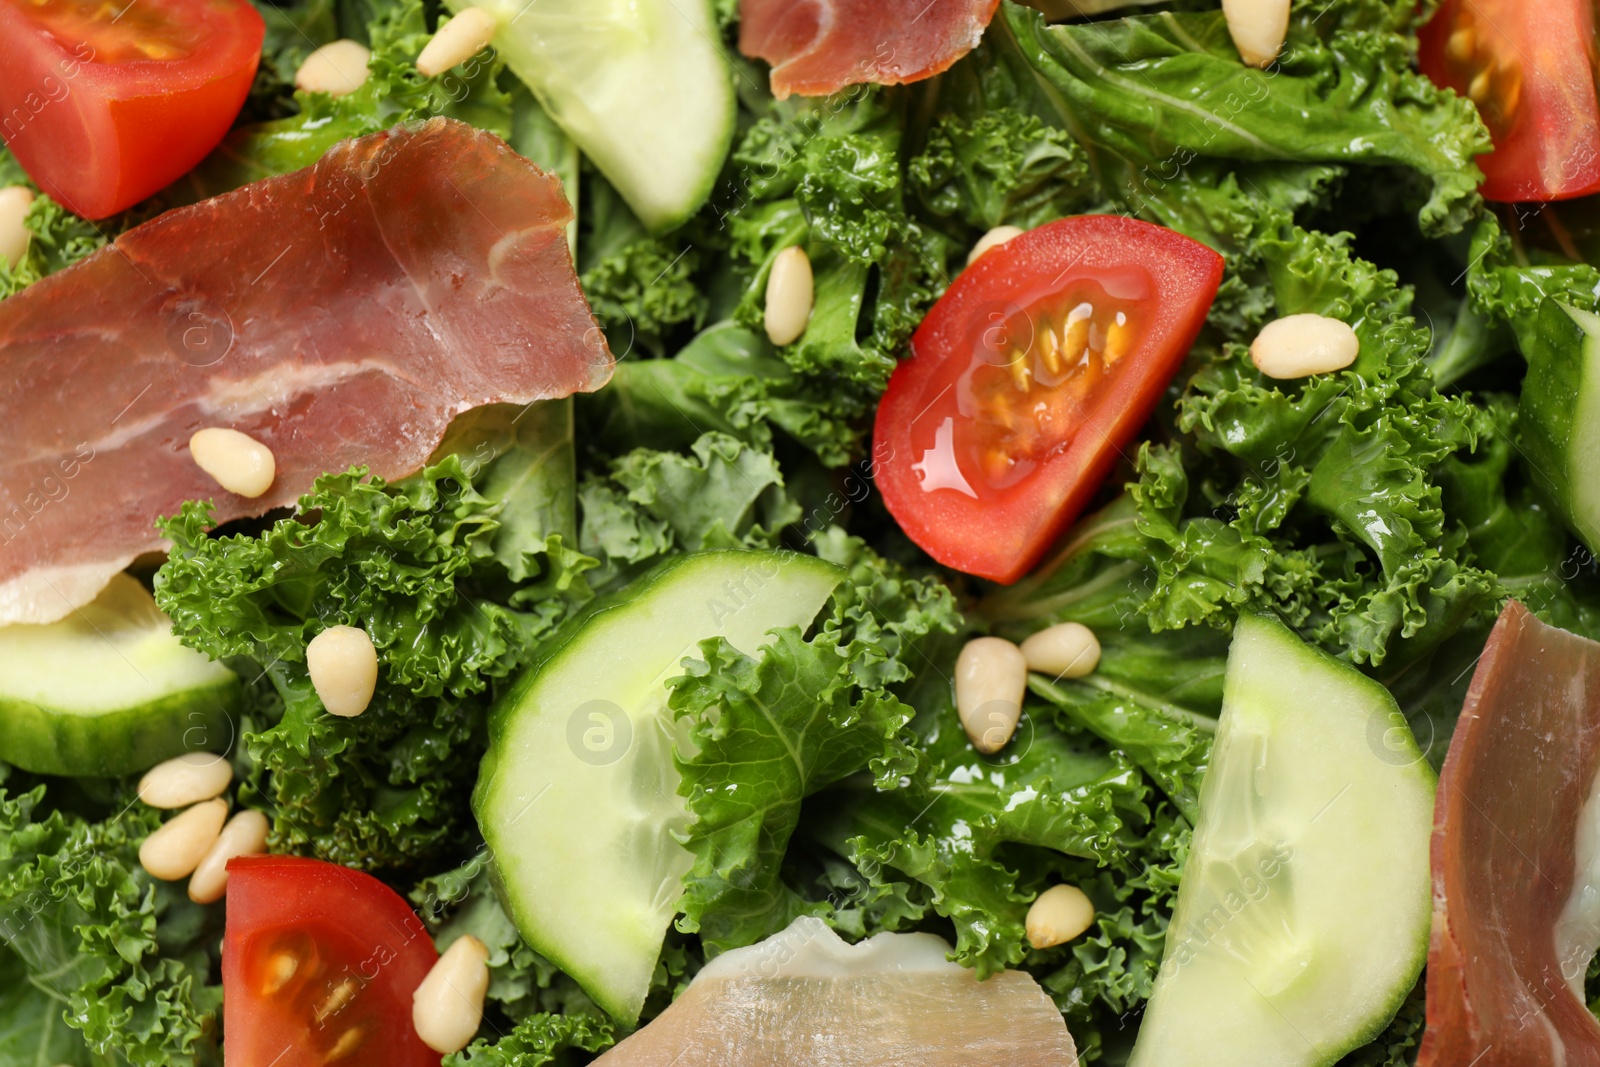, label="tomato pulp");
[873,216,1223,584]
[1418,0,1600,202]
[223,855,443,1067]
[0,0,263,219]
